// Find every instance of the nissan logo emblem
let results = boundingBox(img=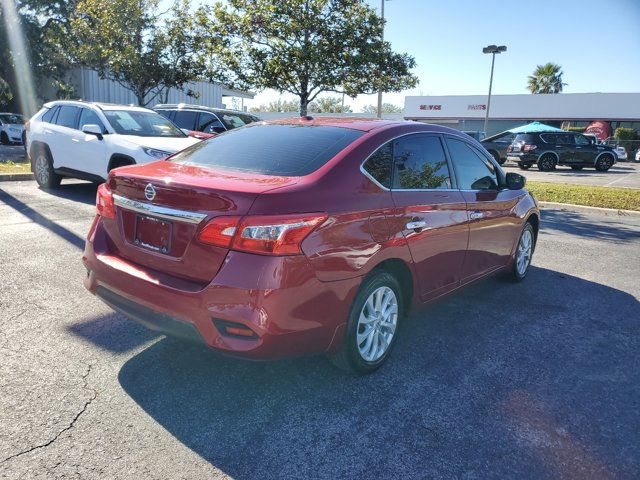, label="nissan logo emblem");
[144,183,156,201]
